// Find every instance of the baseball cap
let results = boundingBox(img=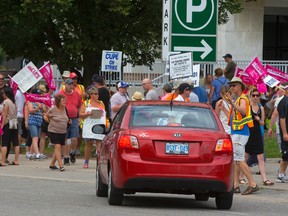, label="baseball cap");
[62,70,70,78]
[223,53,232,59]
[65,78,74,85]
[92,74,104,84]
[117,81,129,88]
[70,72,78,79]
[178,83,193,92]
